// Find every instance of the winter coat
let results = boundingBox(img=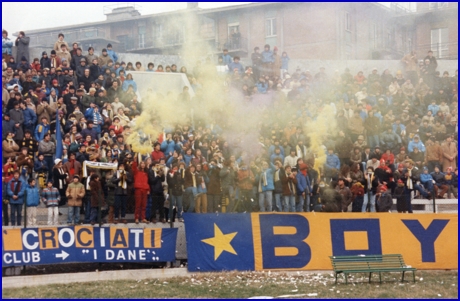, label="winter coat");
[2,37,13,55]
[167,170,184,196]
[149,169,166,196]
[219,166,236,189]
[84,107,104,134]
[122,79,137,92]
[98,54,111,67]
[34,159,48,173]
[89,180,103,207]
[106,49,118,63]
[16,153,34,175]
[408,138,426,153]
[207,165,222,194]
[237,168,255,191]
[2,139,19,158]
[425,142,443,162]
[441,141,458,172]
[377,192,393,212]
[261,50,274,63]
[2,119,17,139]
[41,187,60,207]
[34,122,50,141]
[7,178,27,205]
[296,172,311,195]
[335,185,353,211]
[36,102,55,124]
[38,140,55,156]
[23,107,37,130]
[111,170,133,195]
[15,36,30,62]
[325,153,340,170]
[25,184,40,207]
[9,108,24,140]
[66,182,85,207]
[256,167,275,192]
[132,161,150,191]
